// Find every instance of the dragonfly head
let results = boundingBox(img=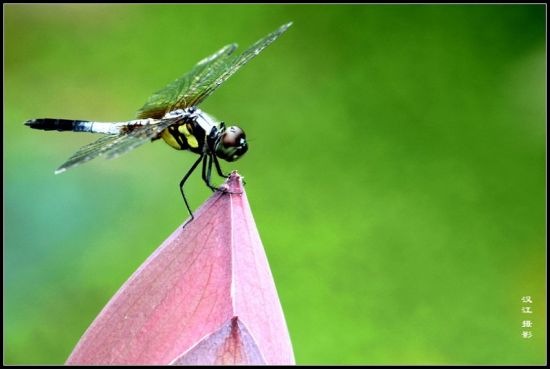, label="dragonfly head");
[216,125,248,162]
